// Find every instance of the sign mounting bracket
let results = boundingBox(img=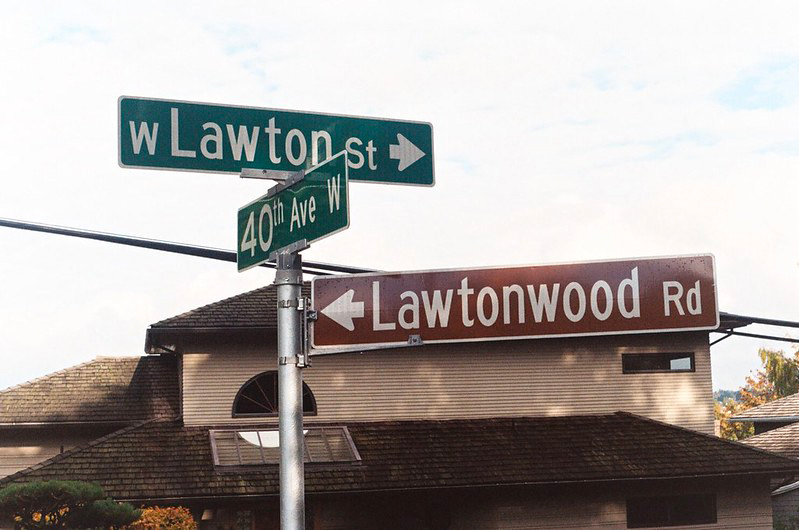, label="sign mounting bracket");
[240,168,297,182]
